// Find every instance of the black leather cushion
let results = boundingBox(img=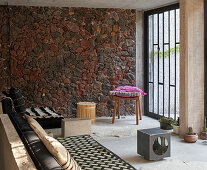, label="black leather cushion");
[36,117,63,129]
[14,104,26,113]
[22,131,64,170]
[9,87,23,99]
[13,98,25,106]
[1,97,14,114]
[9,87,26,114]
[9,112,33,135]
